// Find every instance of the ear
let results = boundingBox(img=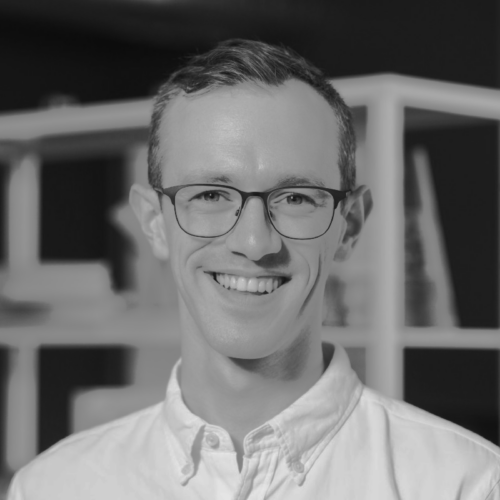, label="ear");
[129,184,170,260]
[334,185,373,262]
